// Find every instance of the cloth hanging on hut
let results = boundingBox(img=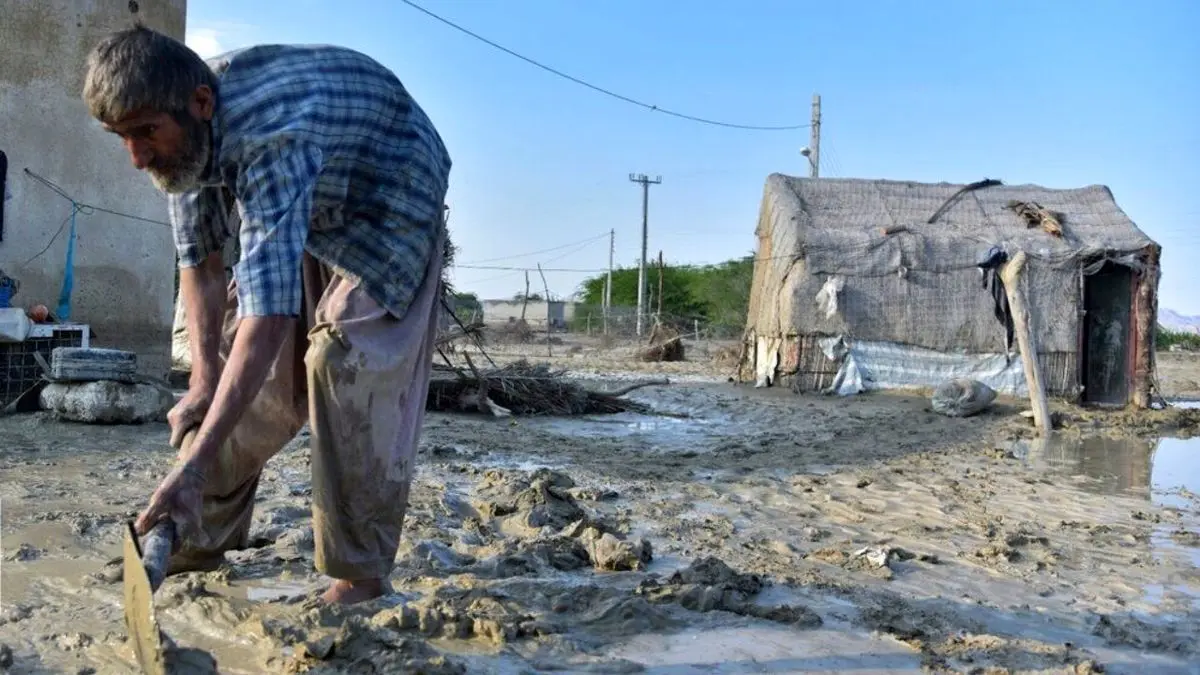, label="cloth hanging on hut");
[977,246,1014,360]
